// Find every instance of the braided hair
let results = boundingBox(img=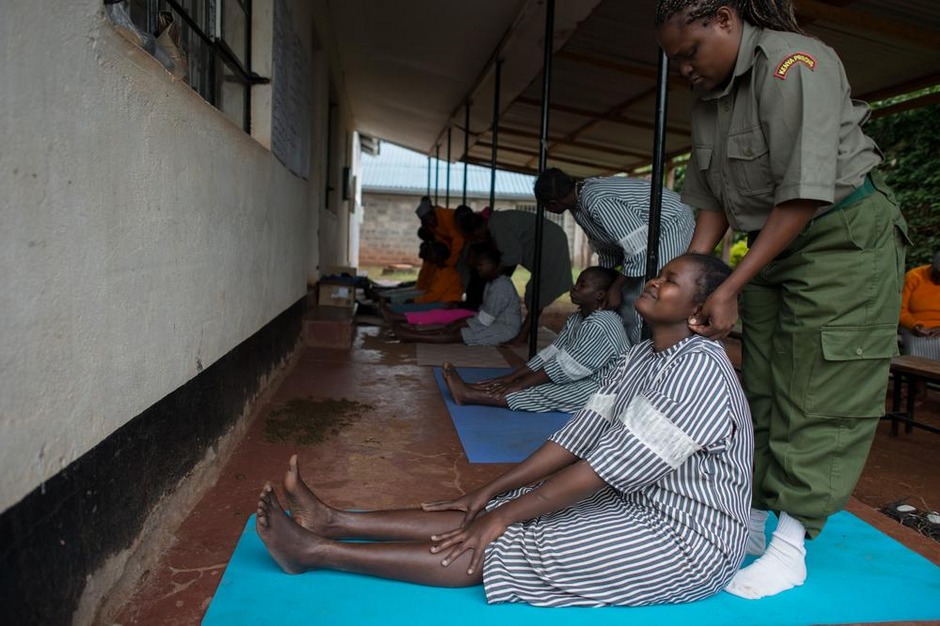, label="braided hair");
[683,253,733,304]
[655,0,803,34]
